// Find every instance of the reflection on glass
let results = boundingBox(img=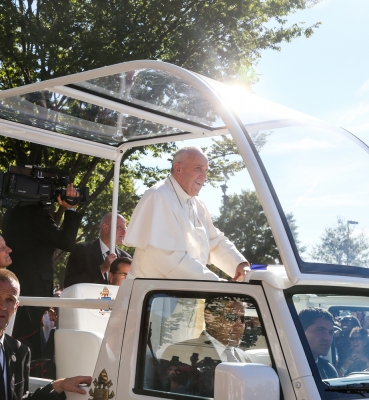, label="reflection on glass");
[140,293,268,398]
[77,69,224,127]
[0,92,183,145]
[251,126,369,269]
[293,292,369,398]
